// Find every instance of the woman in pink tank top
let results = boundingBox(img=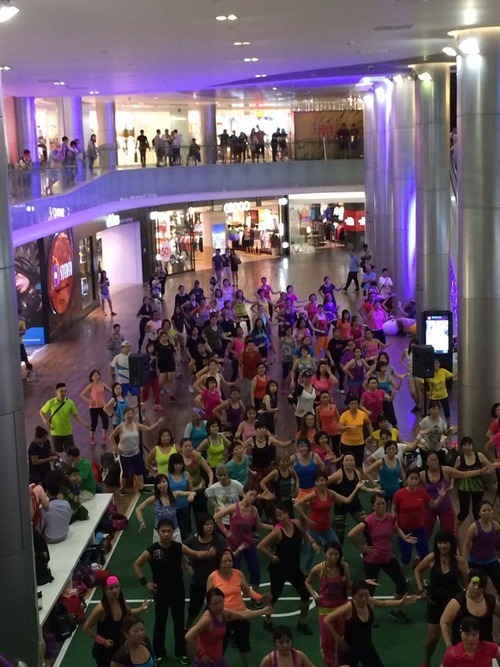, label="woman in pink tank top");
[259,625,317,667]
[80,369,112,445]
